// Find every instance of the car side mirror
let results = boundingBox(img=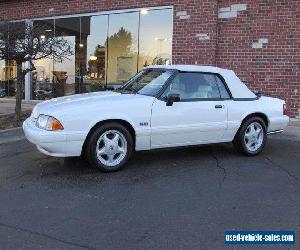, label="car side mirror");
[166,93,180,106]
